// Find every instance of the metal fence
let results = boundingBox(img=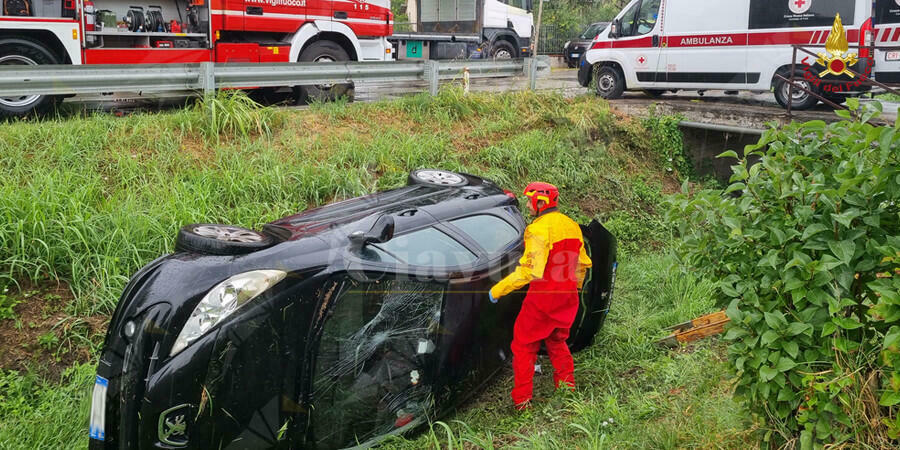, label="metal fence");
[0,57,551,98]
[537,24,577,55]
